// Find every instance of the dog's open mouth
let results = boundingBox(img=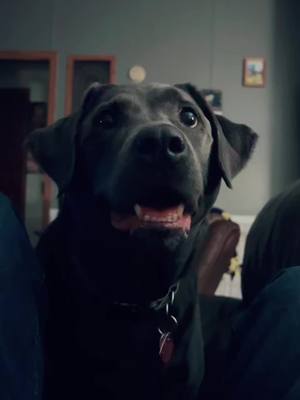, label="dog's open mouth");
[111,204,192,233]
